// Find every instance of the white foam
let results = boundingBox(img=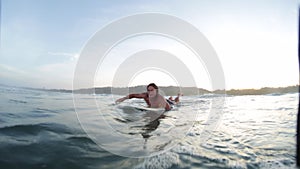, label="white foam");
[134,152,179,169]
